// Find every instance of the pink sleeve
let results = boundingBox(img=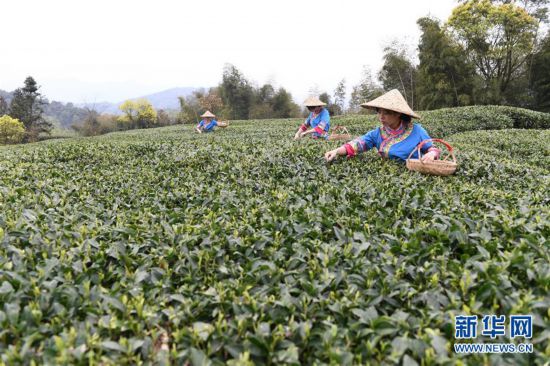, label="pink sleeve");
[344,143,356,157]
